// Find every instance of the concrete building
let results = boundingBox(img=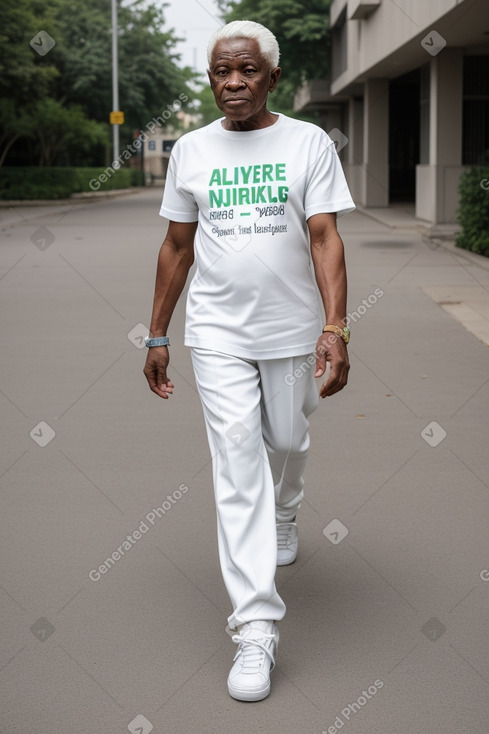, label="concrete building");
[296,0,489,223]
